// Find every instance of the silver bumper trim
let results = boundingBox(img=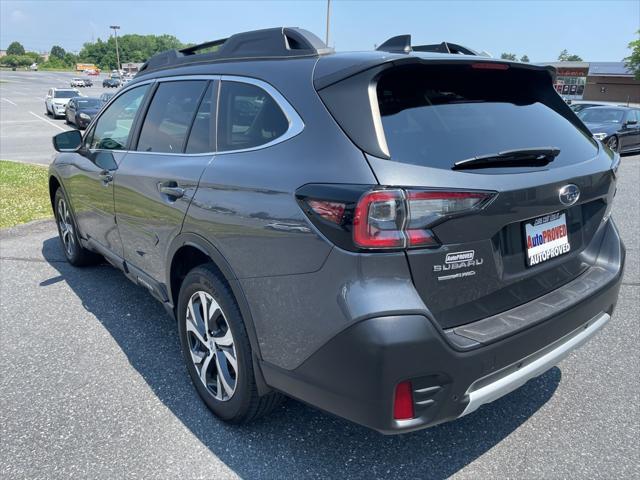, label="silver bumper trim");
[460,312,610,417]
